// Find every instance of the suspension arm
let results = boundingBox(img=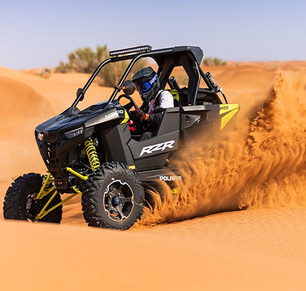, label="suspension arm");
[35,171,85,221]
